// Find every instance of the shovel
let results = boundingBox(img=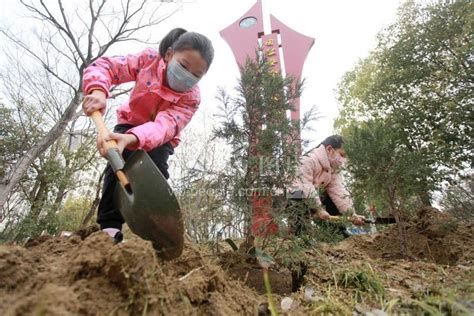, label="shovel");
[91,111,184,260]
[328,215,396,224]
